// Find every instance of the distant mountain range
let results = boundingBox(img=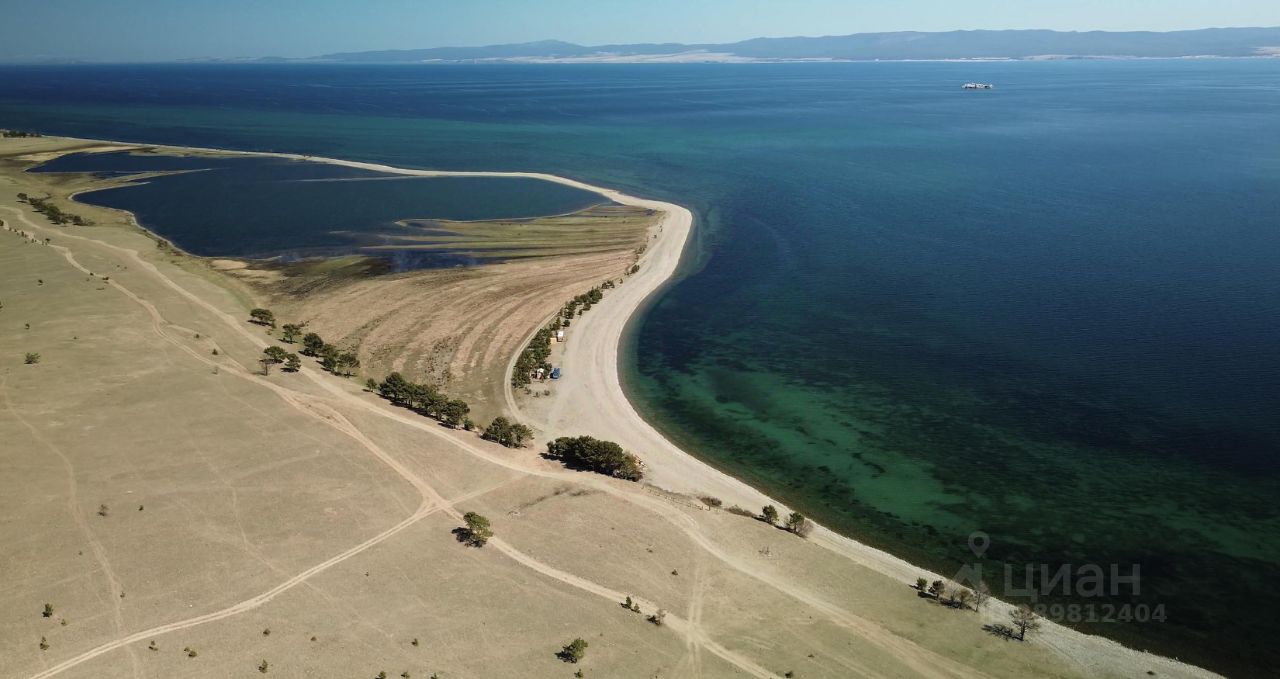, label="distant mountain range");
[310,28,1280,64]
